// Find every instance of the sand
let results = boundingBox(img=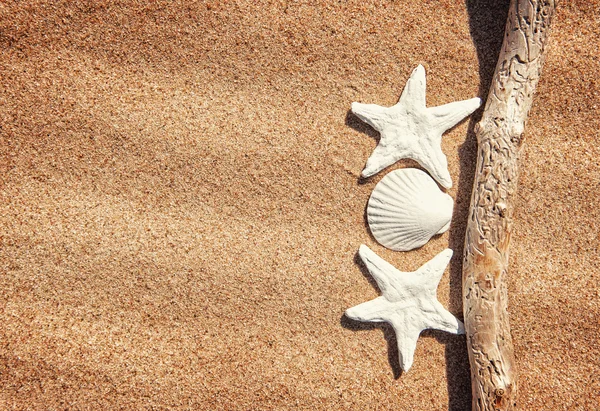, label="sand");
[1,1,598,409]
